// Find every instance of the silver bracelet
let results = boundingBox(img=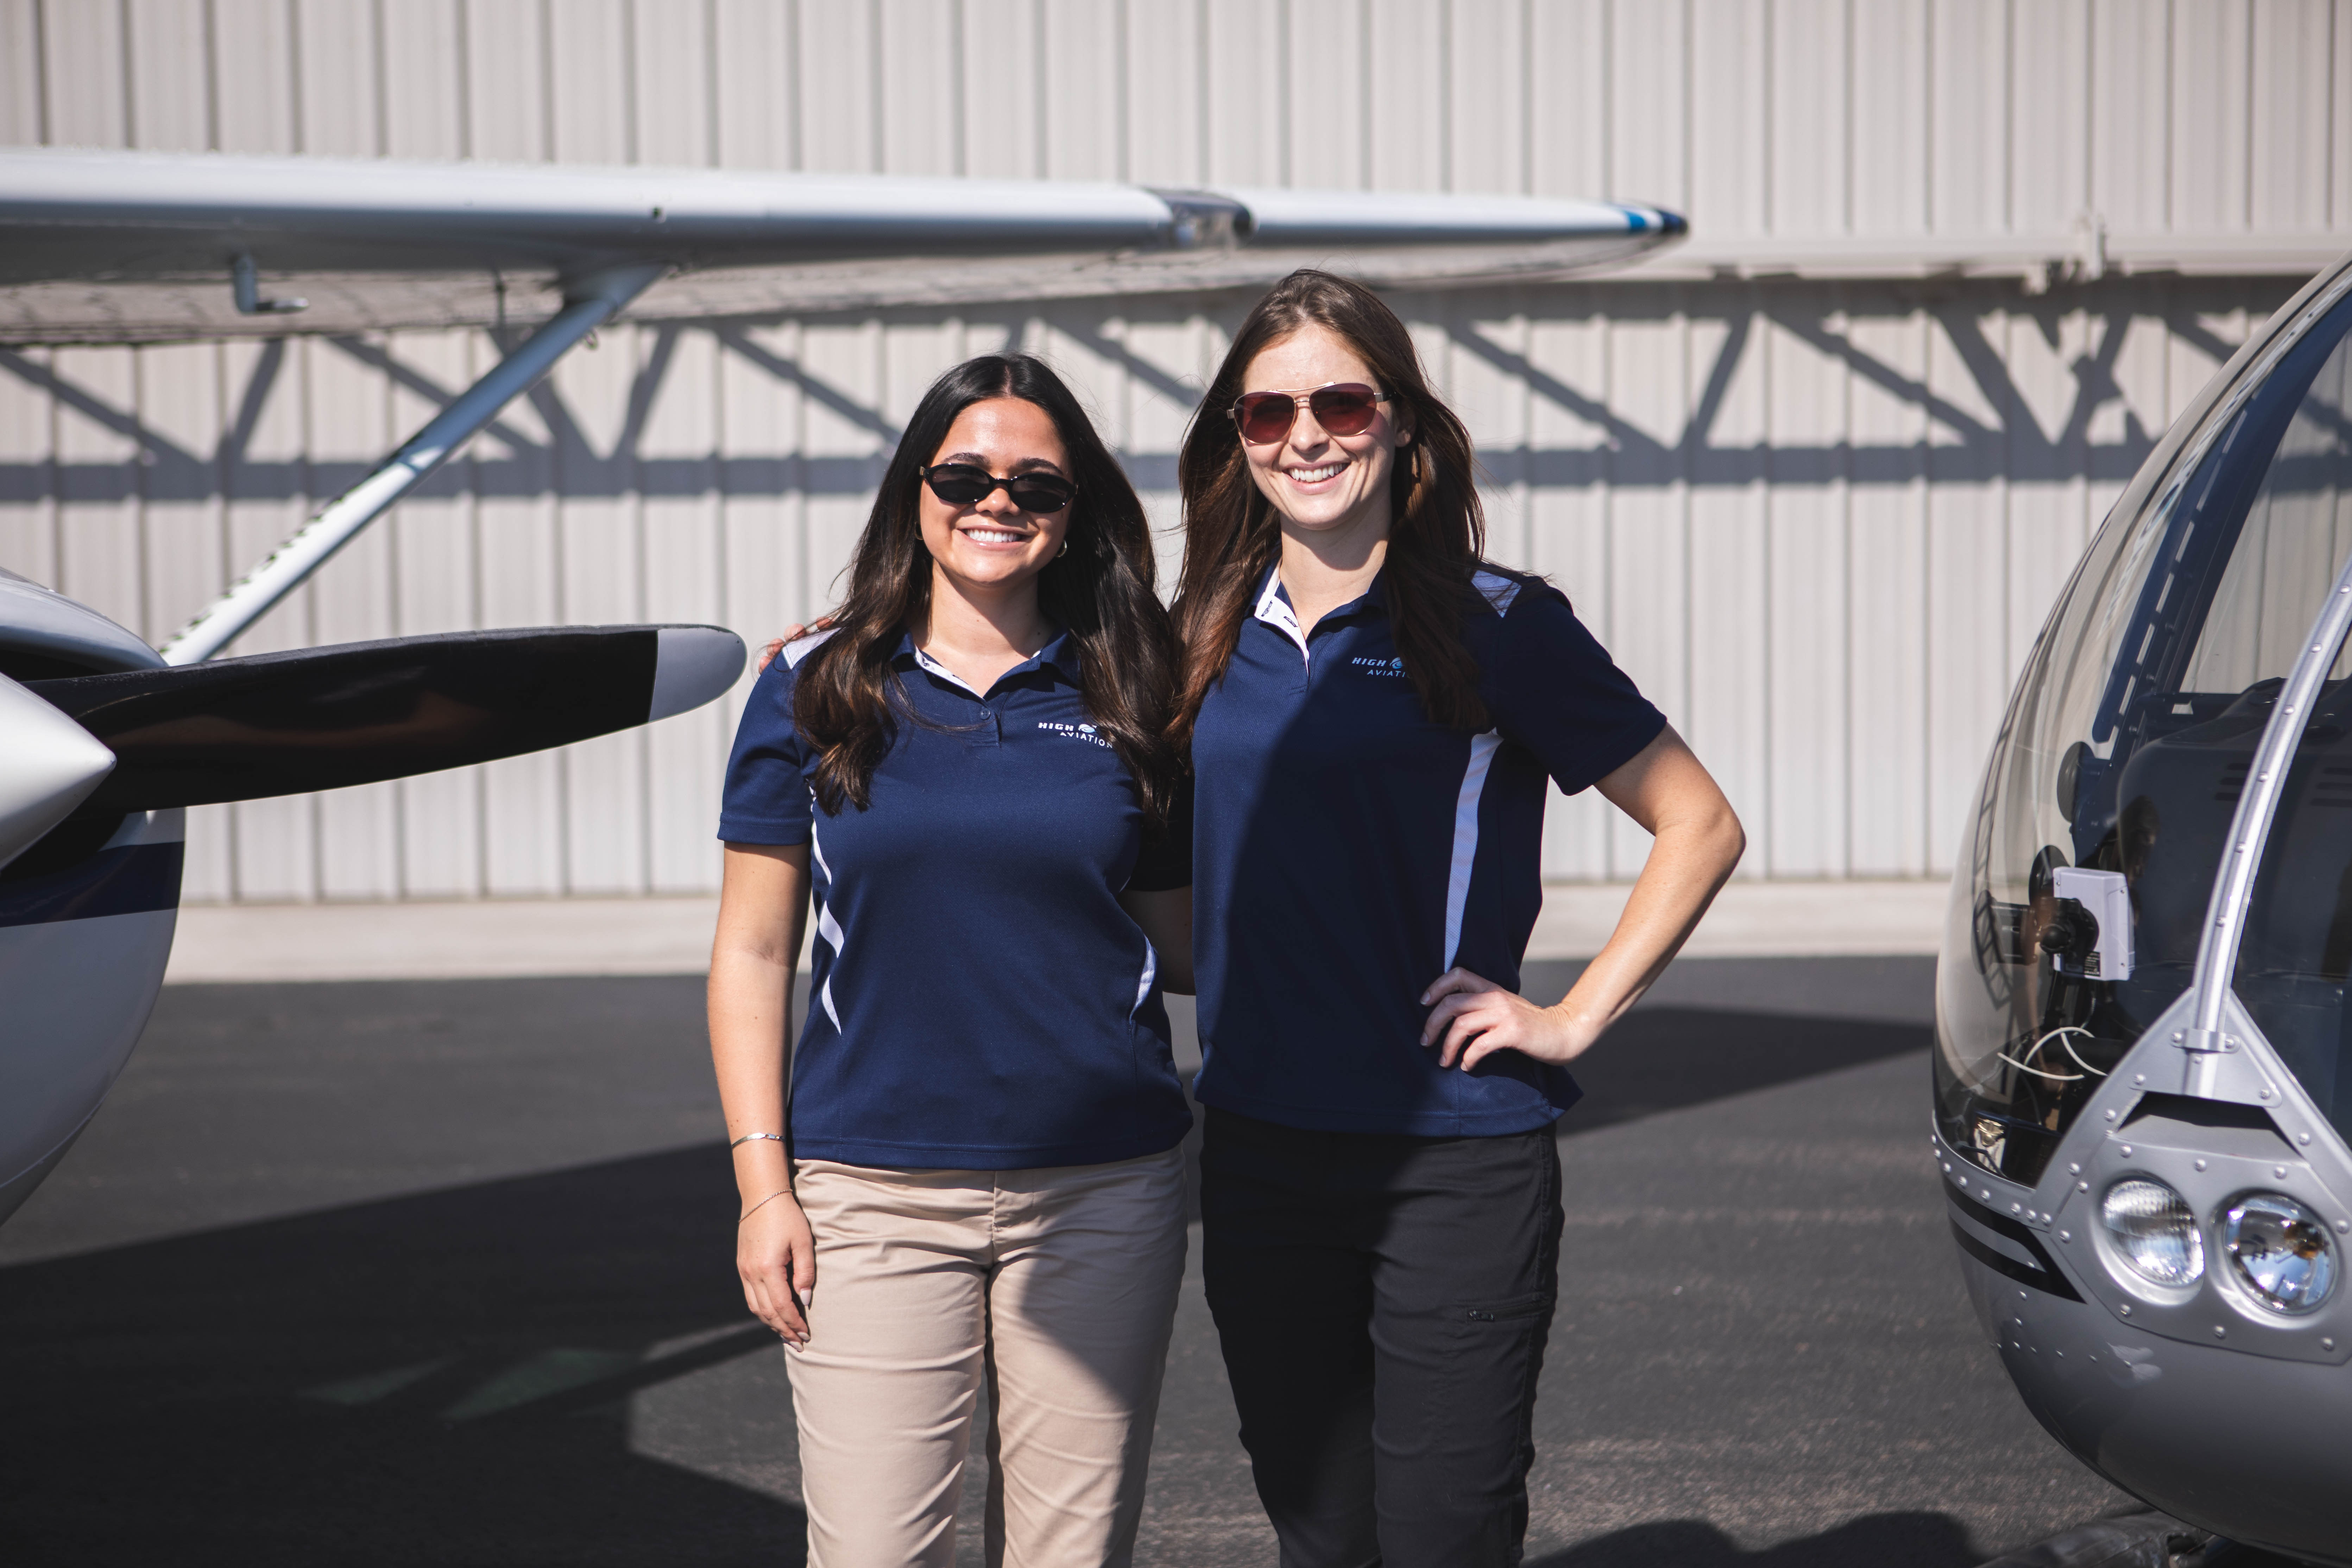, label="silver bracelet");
[739,1188,793,1223]
[730,1132,786,1150]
